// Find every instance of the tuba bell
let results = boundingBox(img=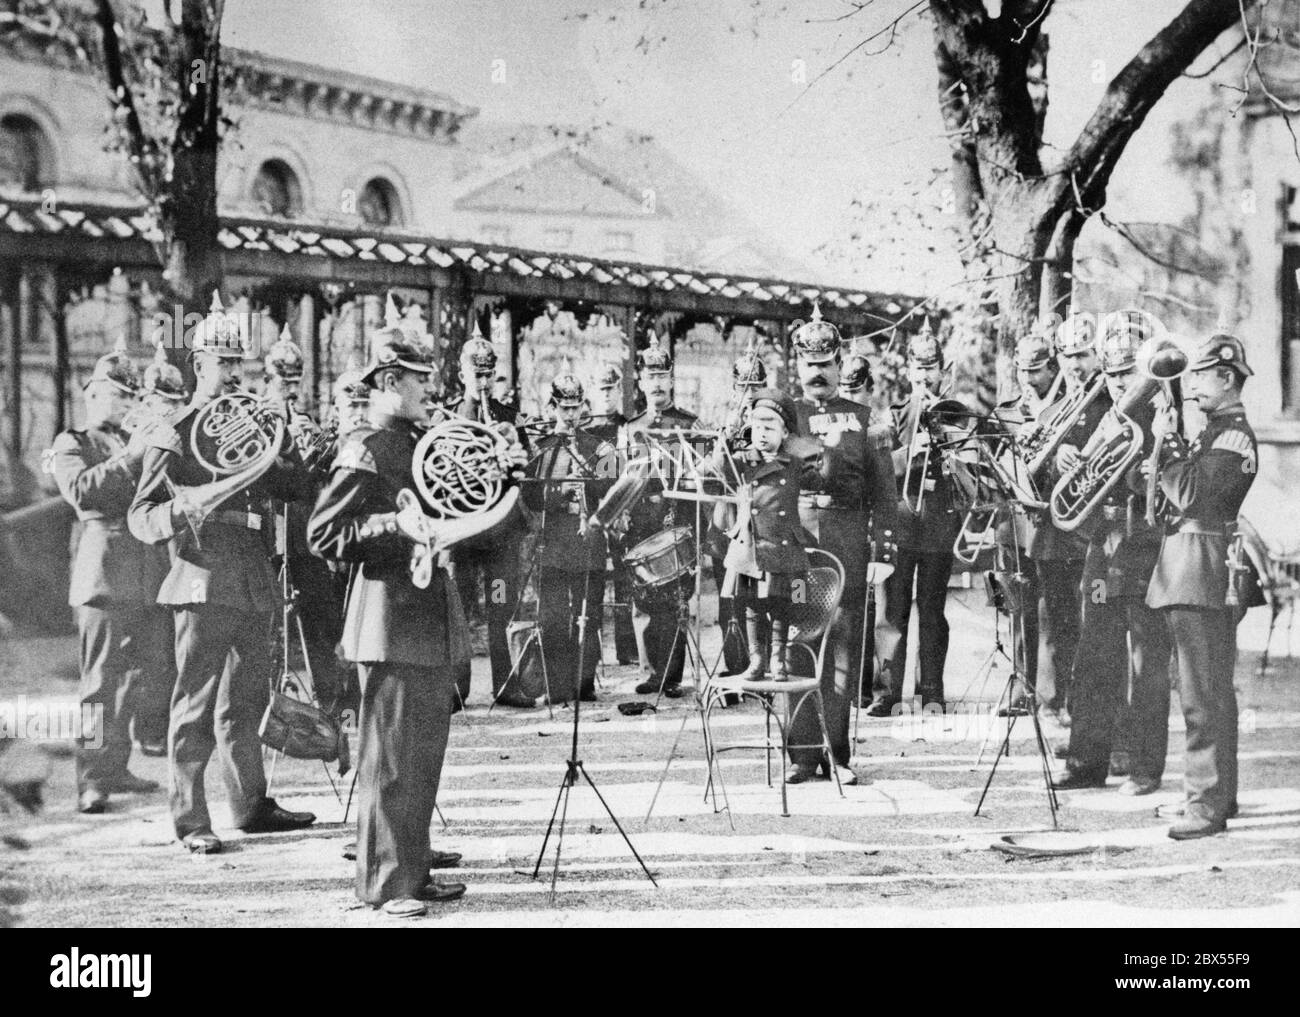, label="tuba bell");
[171,390,287,548]
[1049,333,1195,532]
